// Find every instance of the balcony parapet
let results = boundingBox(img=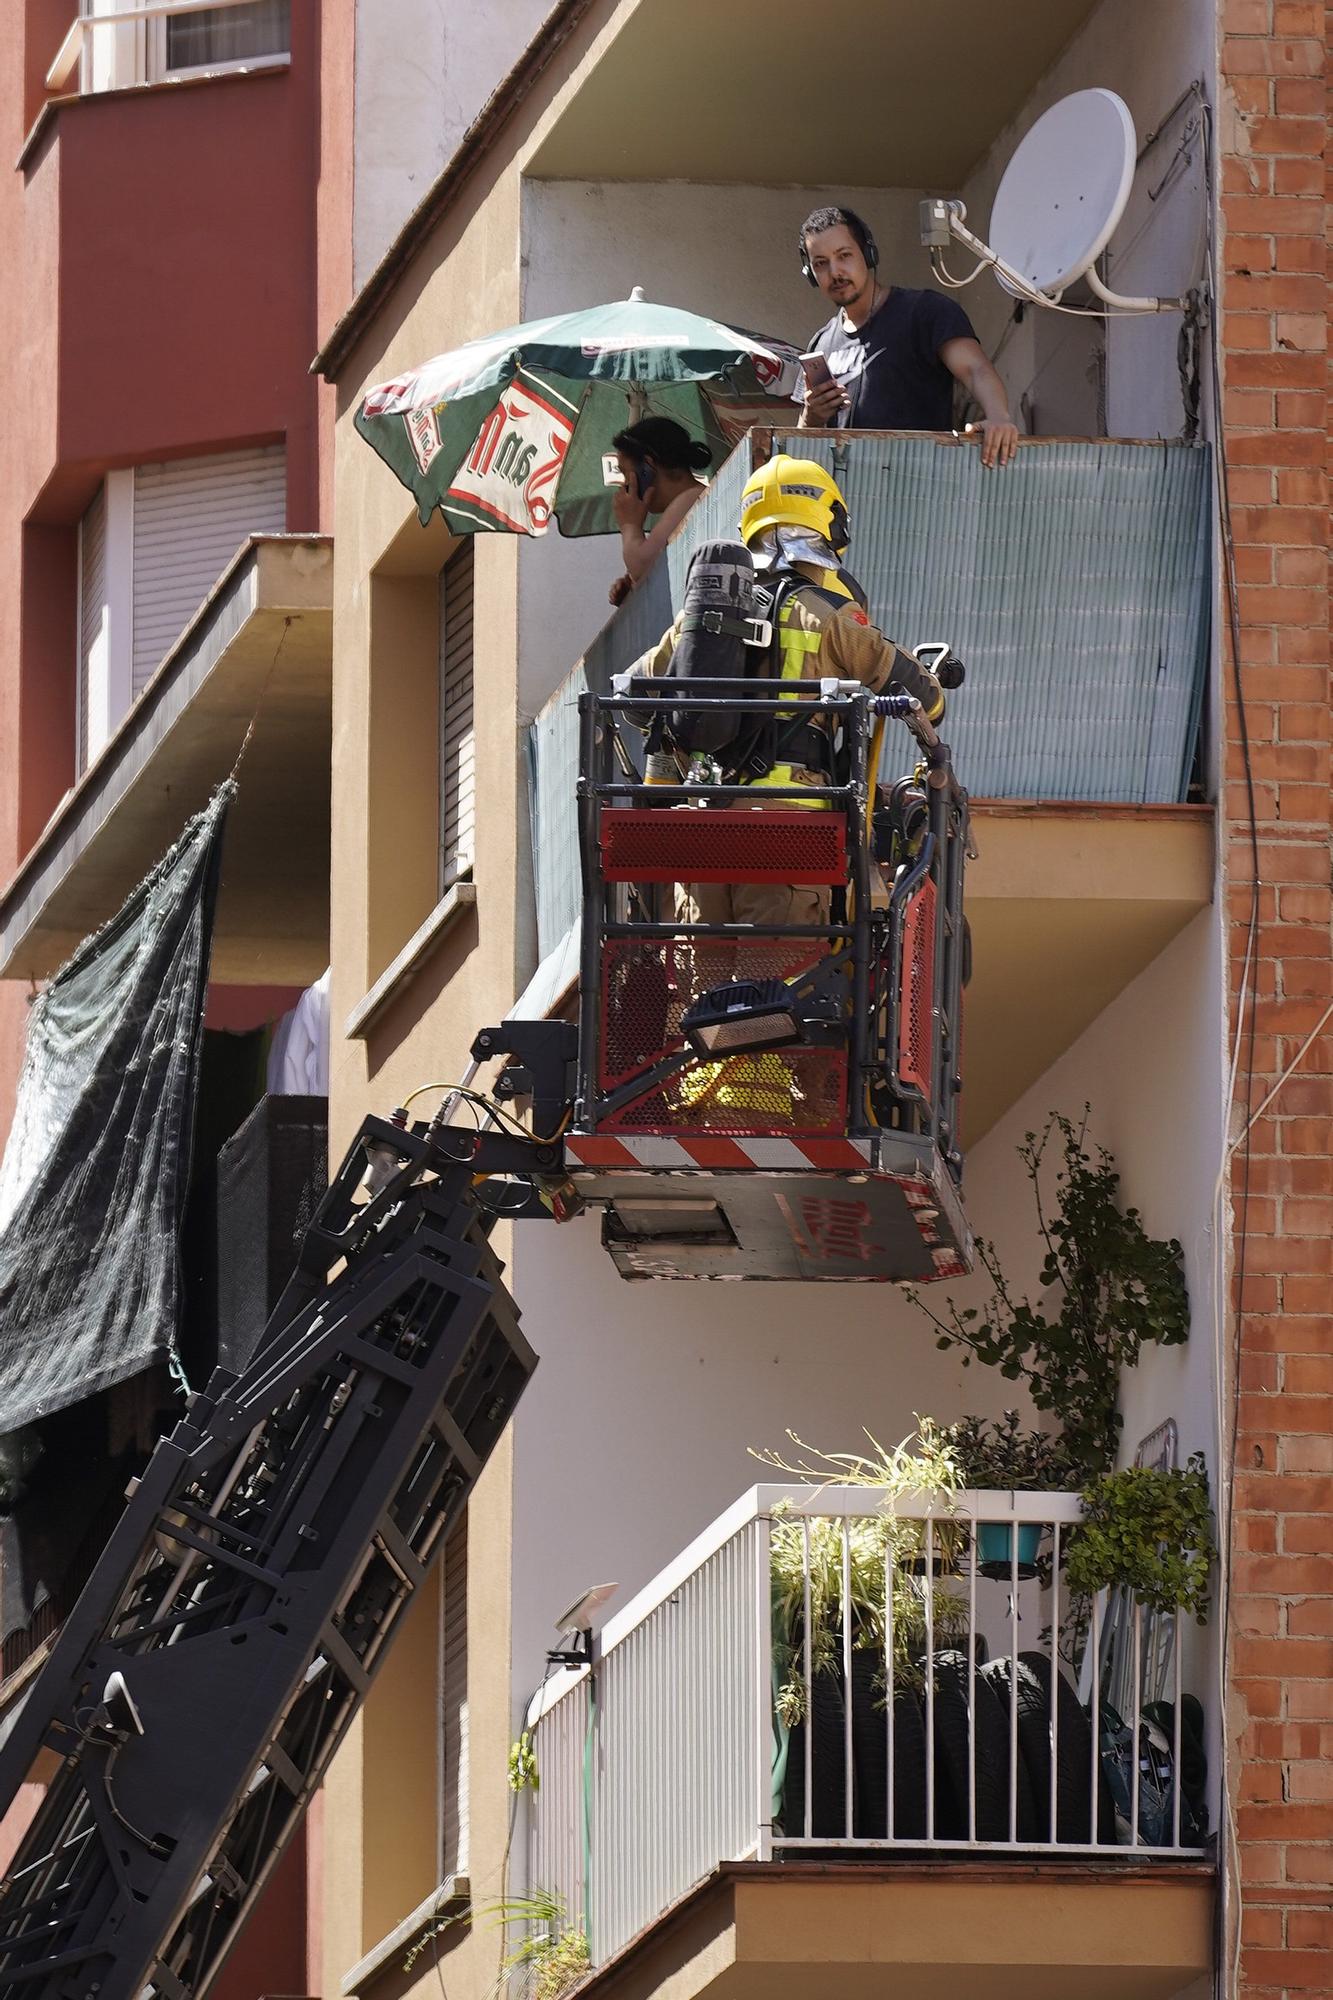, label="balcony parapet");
[528,1483,1213,1977]
[521,433,1214,1137]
